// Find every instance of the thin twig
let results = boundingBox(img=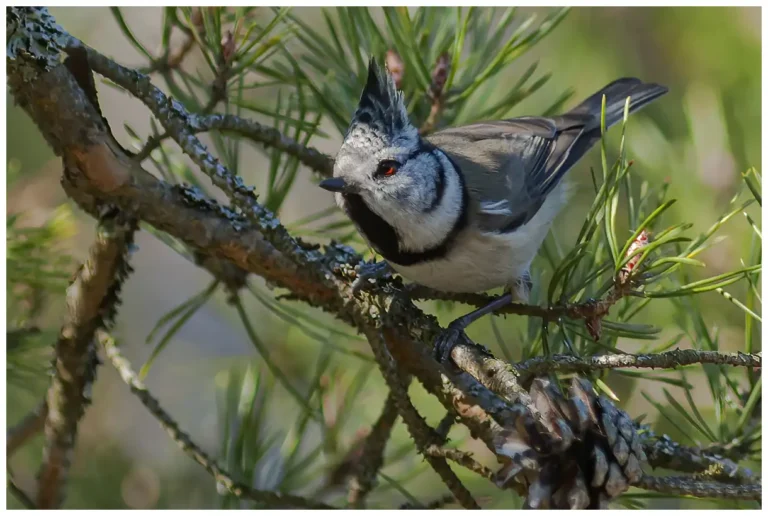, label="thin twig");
[142,34,195,74]
[407,283,626,321]
[8,471,36,509]
[435,412,455,442]
[7,400,48,457]
[419,53,450,135]
[347,392,400,508]
[36,216,135,509]
[400,494,455,509]
[424,445,496,482]
[636,474,761,501]
[515,349,762,377]
[98,330,334,509]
